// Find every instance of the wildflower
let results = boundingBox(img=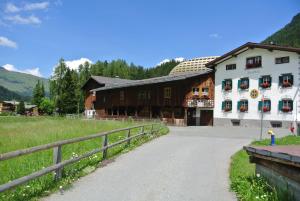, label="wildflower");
[255,196,259,199]
[26,185,30,188]
[256,173,260,178]
[23,194,26,196]
[59,186,63,189]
